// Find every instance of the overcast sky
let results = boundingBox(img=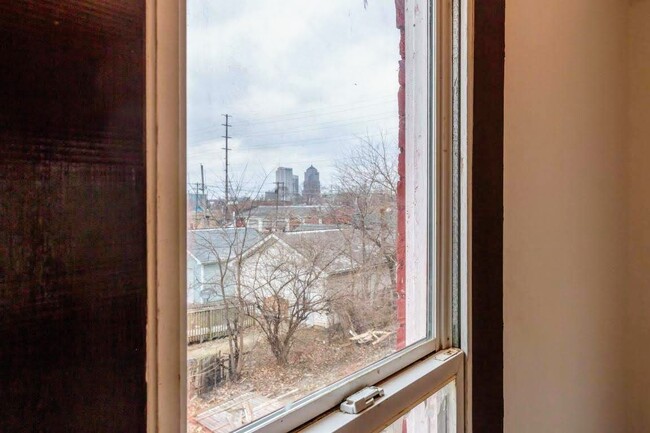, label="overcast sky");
[187,0,400,198]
